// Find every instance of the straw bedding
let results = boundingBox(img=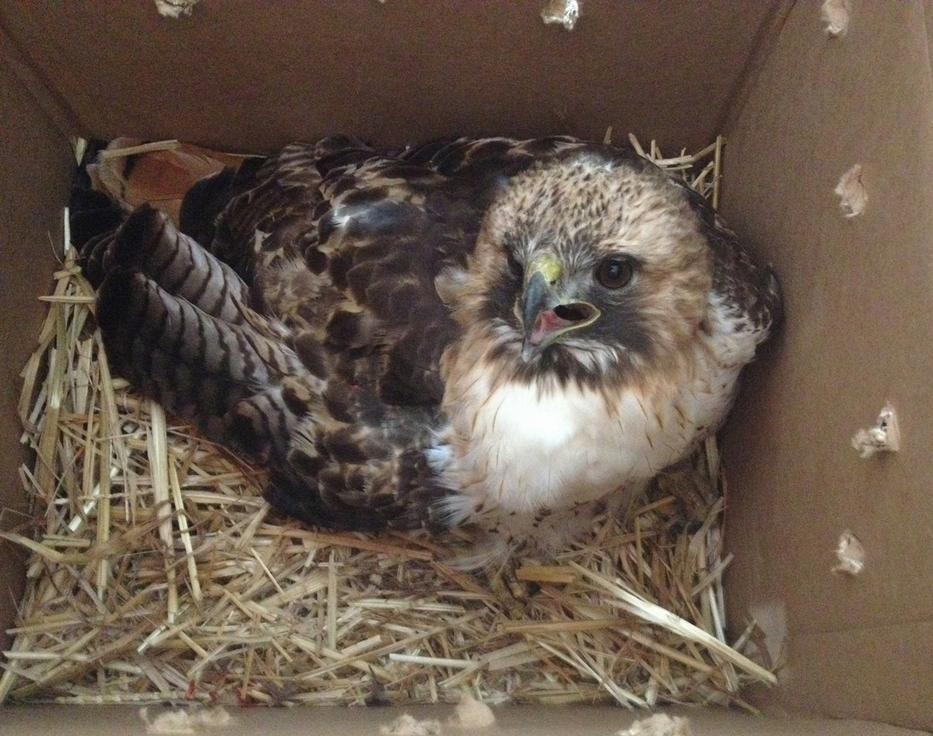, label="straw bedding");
[1,135,775,709]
